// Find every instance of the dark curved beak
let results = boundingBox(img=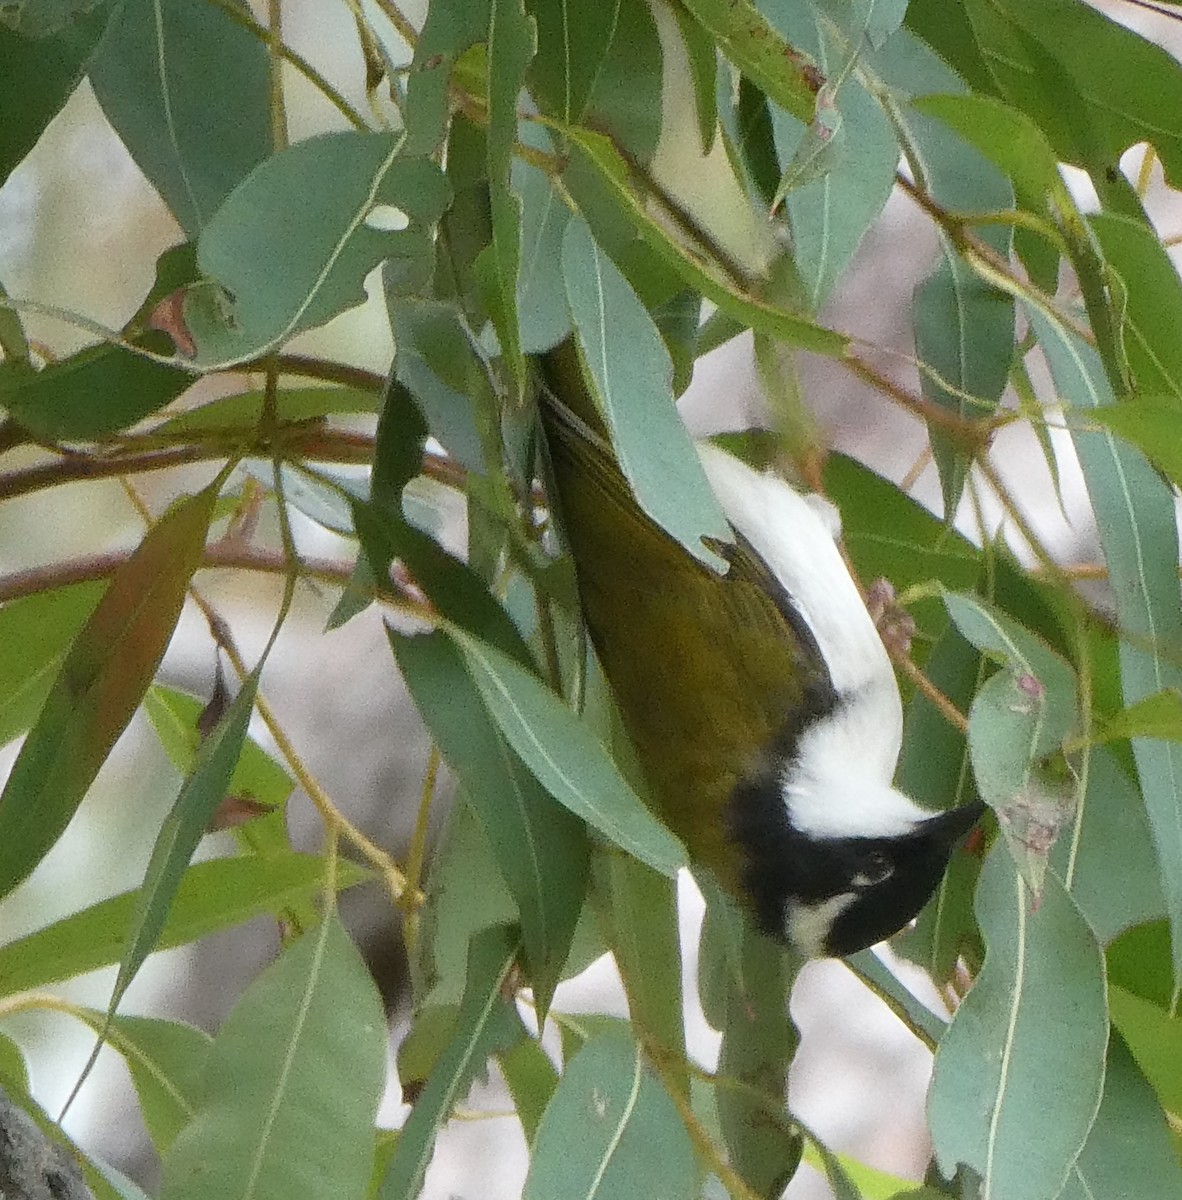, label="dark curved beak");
[924,800,987,849]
